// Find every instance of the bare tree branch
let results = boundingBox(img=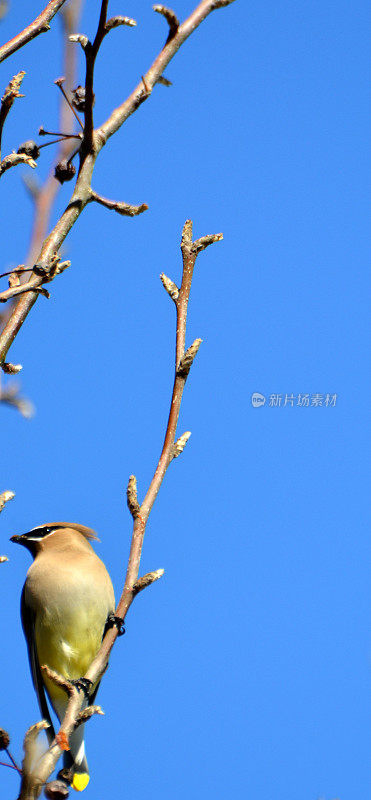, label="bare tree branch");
[0,0,68,63]
[0,0,235,367]
[15,218,222,798]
